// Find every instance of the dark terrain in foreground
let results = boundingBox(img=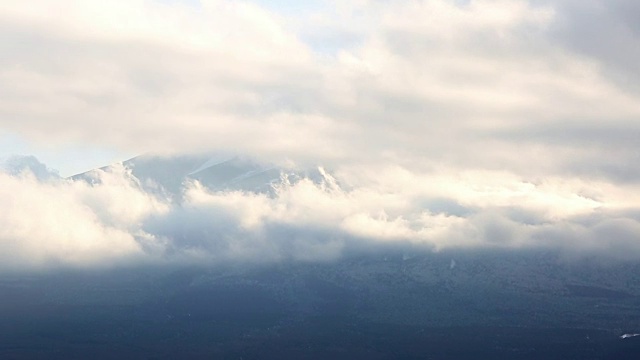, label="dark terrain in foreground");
[1,250,640,359]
